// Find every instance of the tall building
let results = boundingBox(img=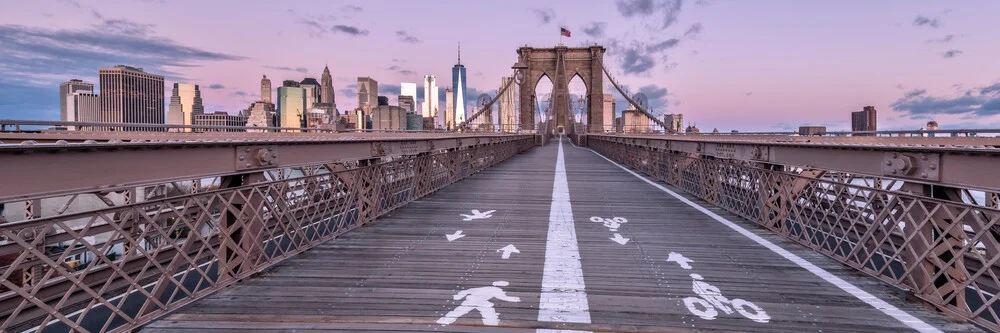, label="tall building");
[601,94,615,133]
[99,65,165,131]
[245,101,275,130]
[357,77,379,109]
[300,78,321,109]
[499,76,516,132]
[193,111,248,132]
[67,92,100,130]
[166,83,204,131]
[851,106,877,135]
[452,44,467,125]
[400,82,417,113]
[320,66,335,105]
[444,88,454,129]
[664,113,683,133]
[422,75,438,119]
[371,105,408,130]
[621,109,651,133]
[277,81,306,128]
[398,95,415,114]
[60,79,94,124]
[261,75,272,104]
